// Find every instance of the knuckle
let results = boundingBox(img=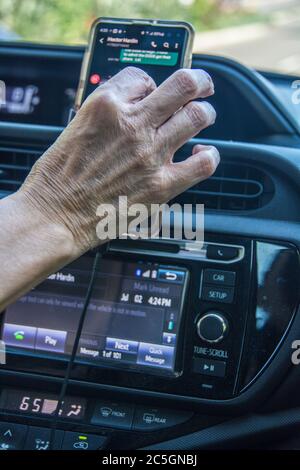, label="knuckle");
[85,86,118,115]
[202,156,216,176]
[94,88,117,108]
[82,87,126,126]
[174,69,199,96]
[124,66,156,89]
[184,102,210,127]
[125,66,148,78]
